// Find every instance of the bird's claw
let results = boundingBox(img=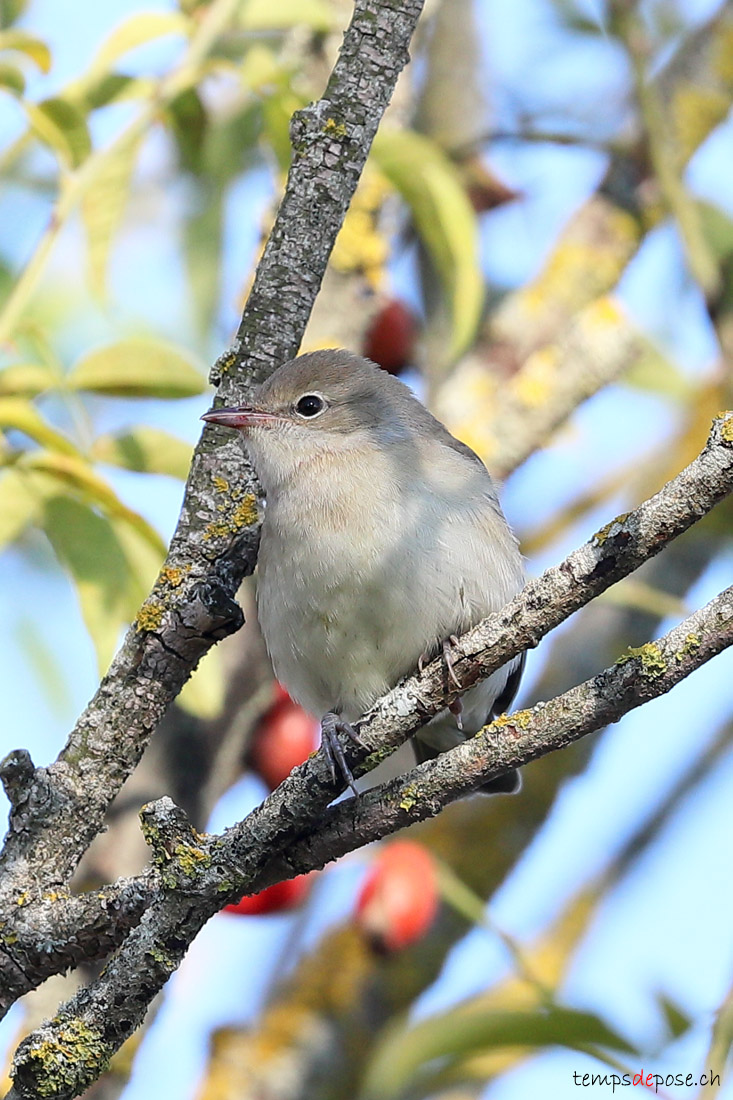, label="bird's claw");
[449,696,464,731]
[320,712,365,796]
[442,636,462,689]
